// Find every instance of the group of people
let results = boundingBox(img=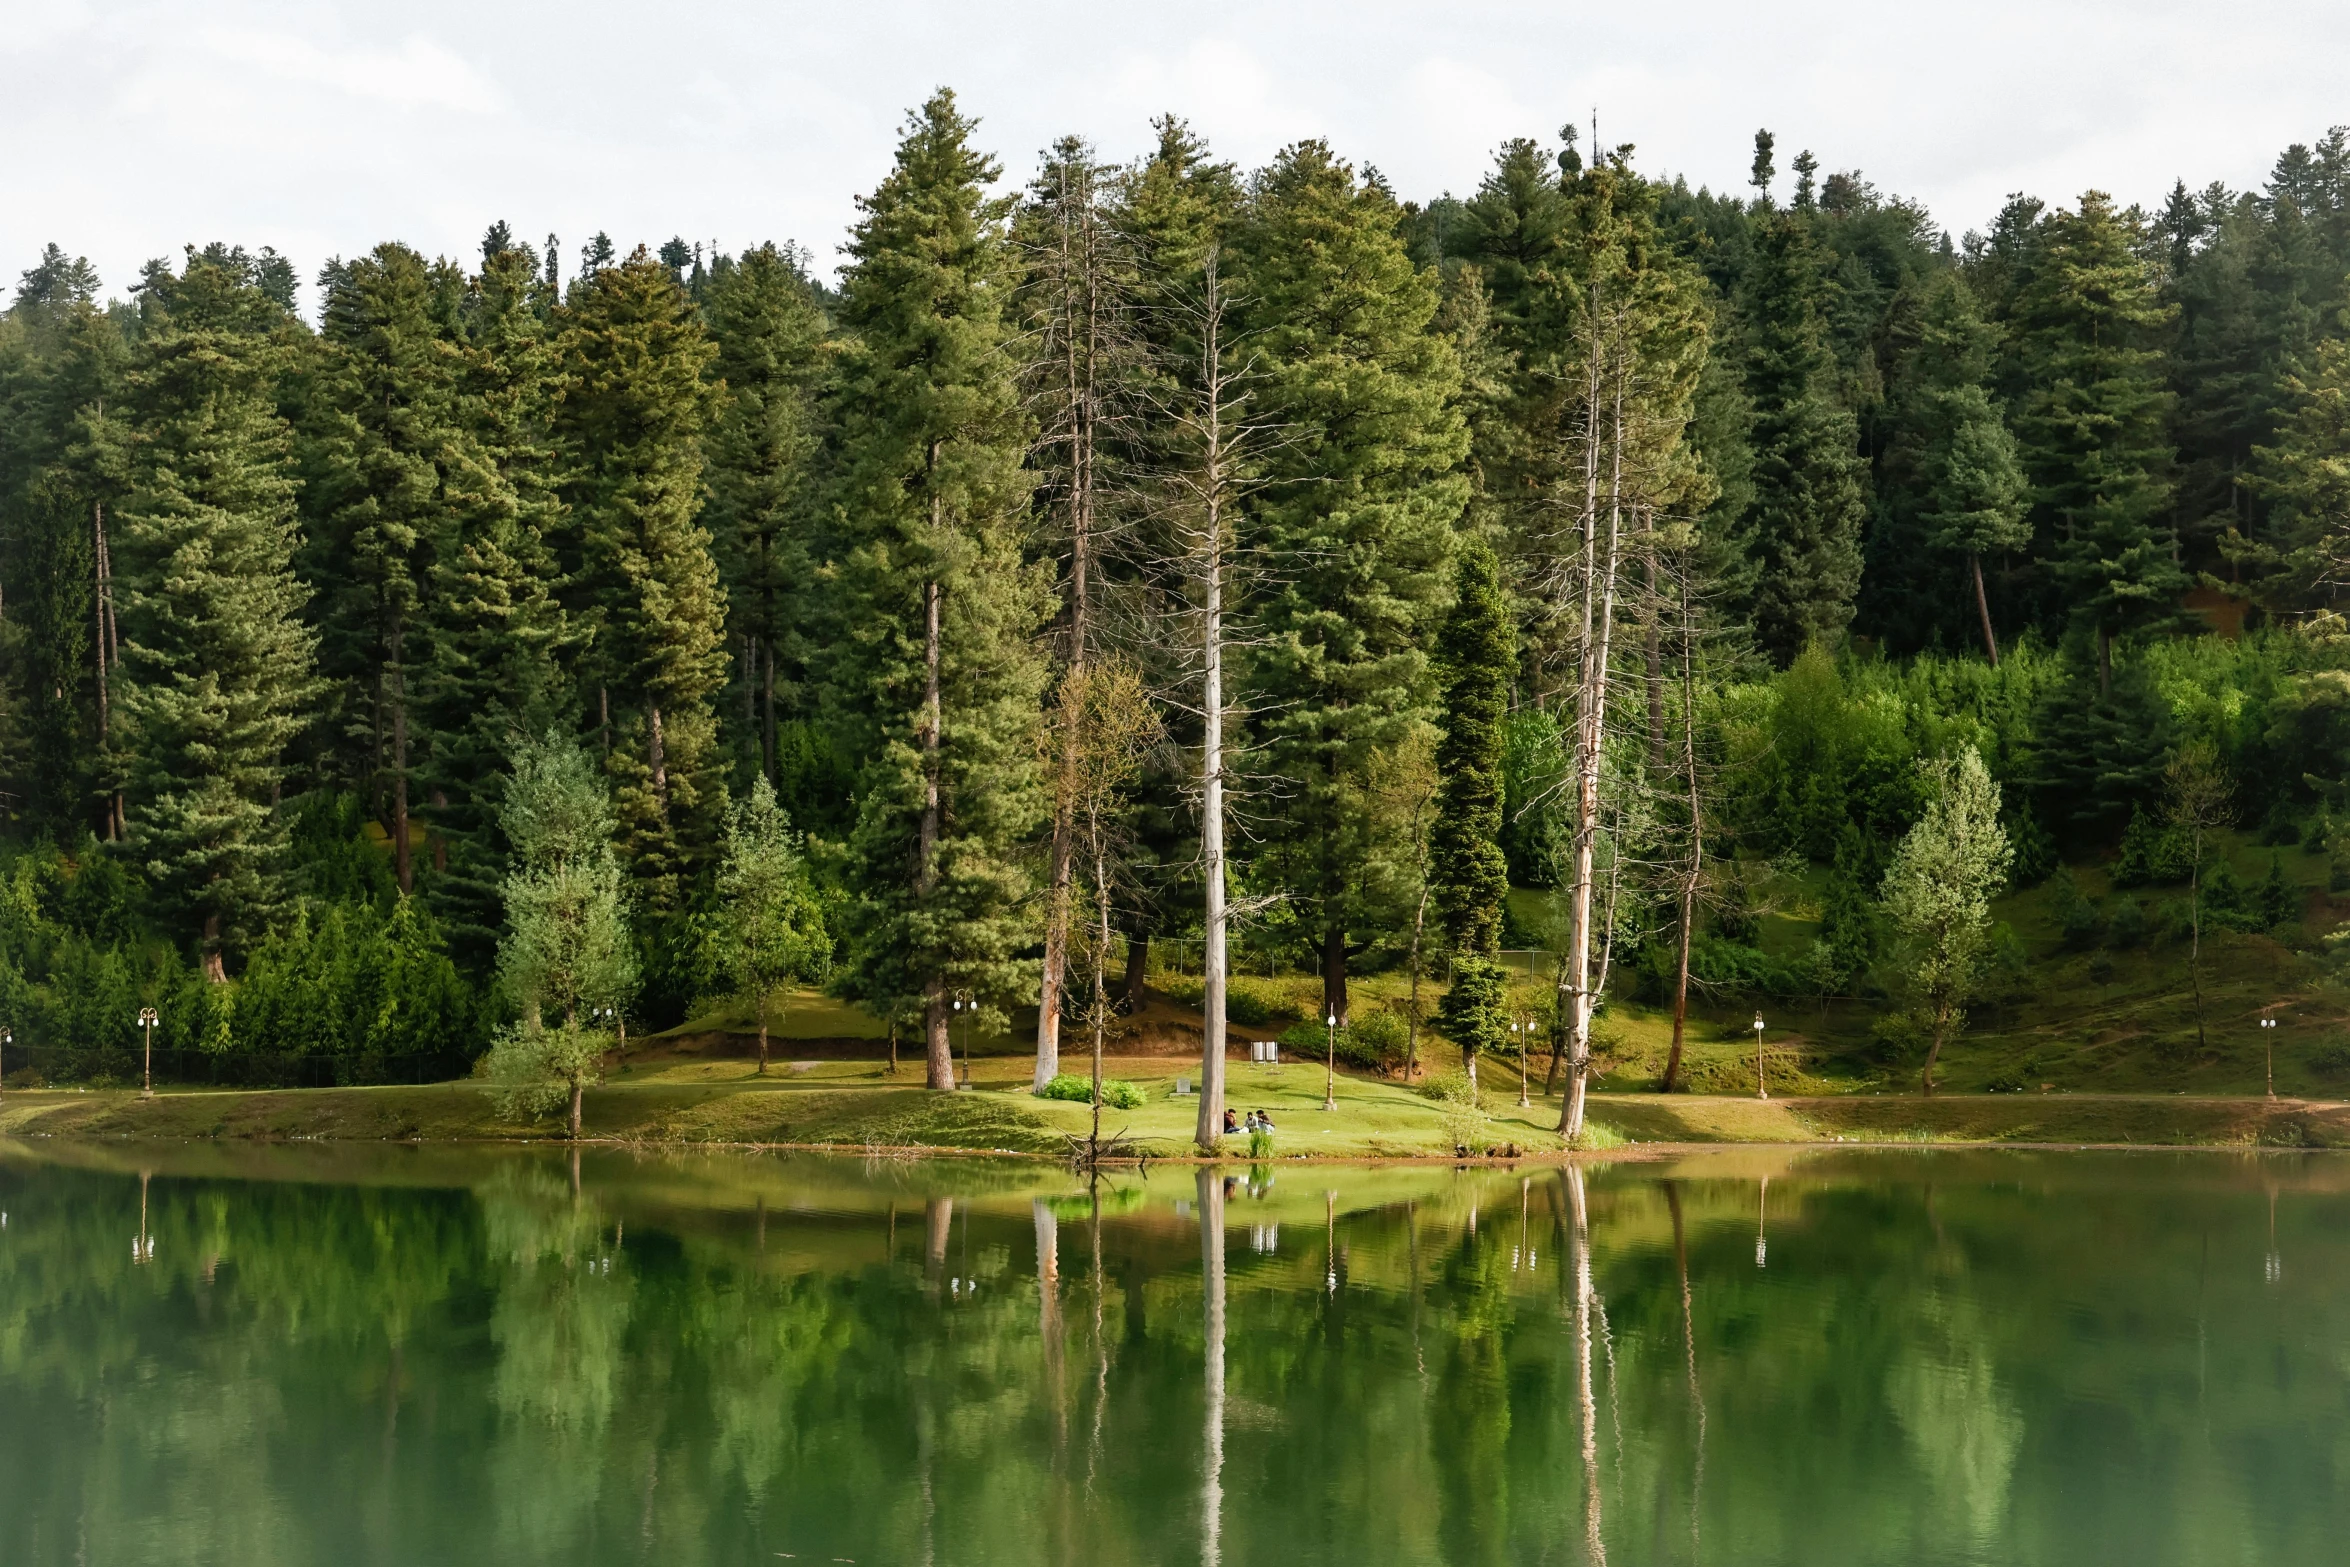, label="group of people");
[1222,1105,1278,1157]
